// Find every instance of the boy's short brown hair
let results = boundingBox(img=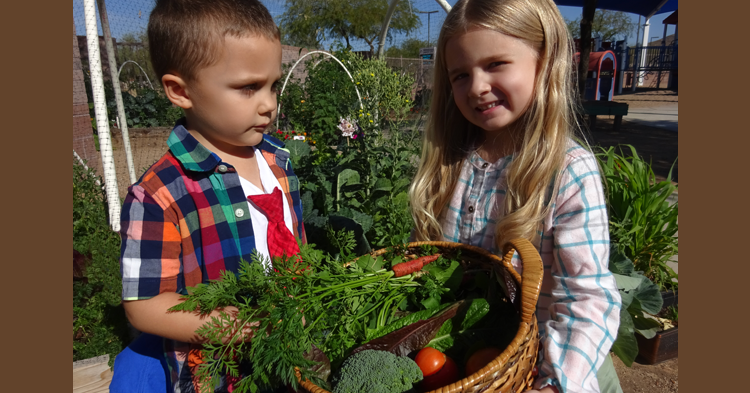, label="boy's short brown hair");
[148,0,280,82]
